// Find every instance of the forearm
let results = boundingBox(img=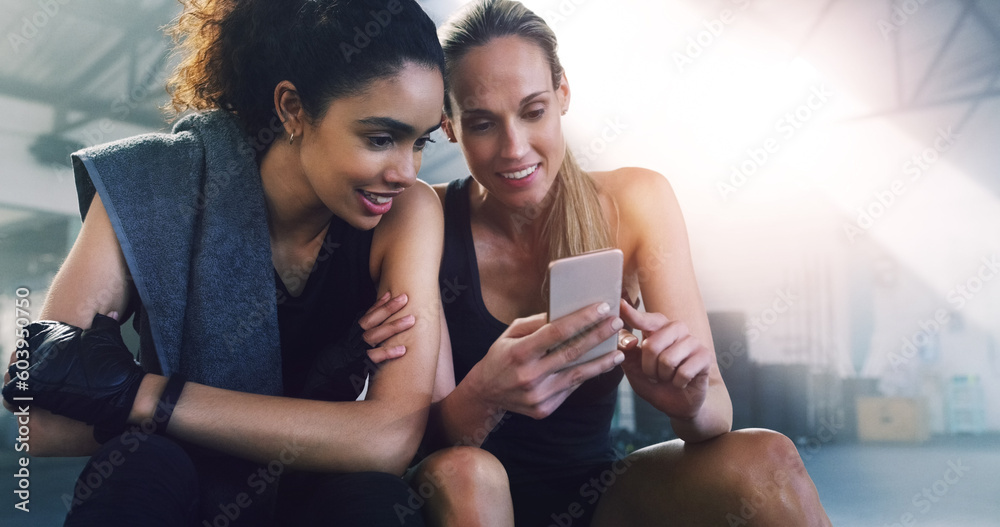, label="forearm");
[668,381,732,443]
[20,409,100,457]
[425,375,506,451]
[134,375,427,475]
